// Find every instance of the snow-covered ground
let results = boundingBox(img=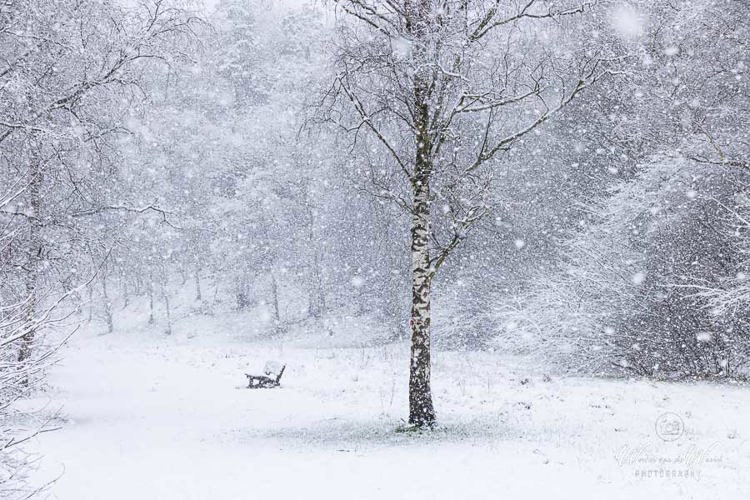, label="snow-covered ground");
[26,327,750,499]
